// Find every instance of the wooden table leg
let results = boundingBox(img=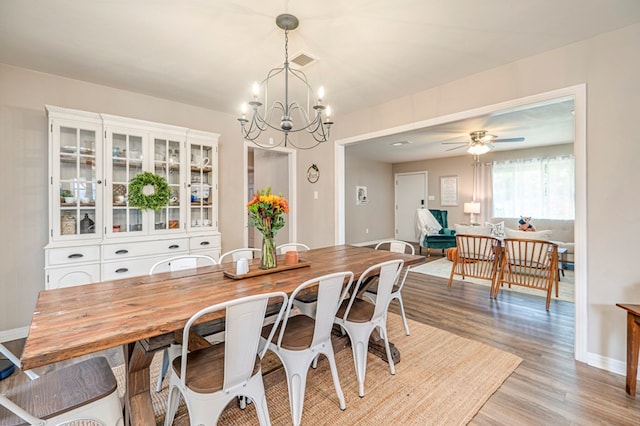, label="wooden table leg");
[123,341,156,425]
[626,312,640,396]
